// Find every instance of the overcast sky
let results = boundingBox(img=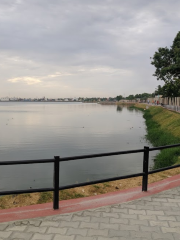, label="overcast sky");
[0,0,180,98]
